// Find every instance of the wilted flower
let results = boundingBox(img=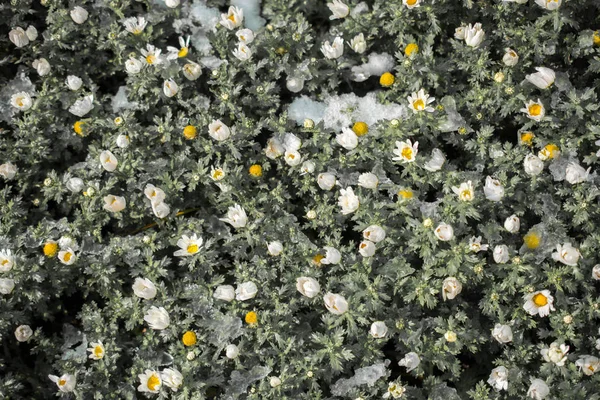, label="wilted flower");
[487,366,508,391]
